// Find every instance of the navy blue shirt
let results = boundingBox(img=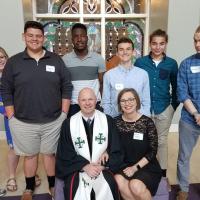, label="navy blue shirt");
[135,54,179,114]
